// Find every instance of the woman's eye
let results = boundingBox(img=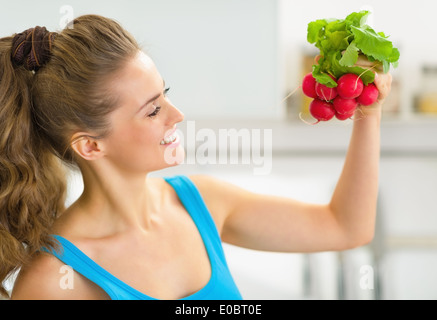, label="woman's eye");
[147,105,161,118]
[146,87,169,118]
